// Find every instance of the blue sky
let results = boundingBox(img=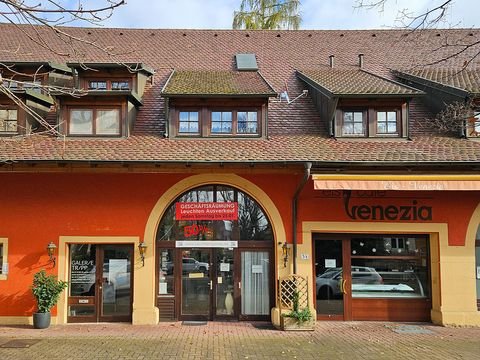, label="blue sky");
[97,0,480,29]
